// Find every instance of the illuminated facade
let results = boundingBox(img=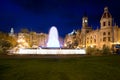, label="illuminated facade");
[65,7,120,49]
[17,32,48,48]
[17,32,63,48]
